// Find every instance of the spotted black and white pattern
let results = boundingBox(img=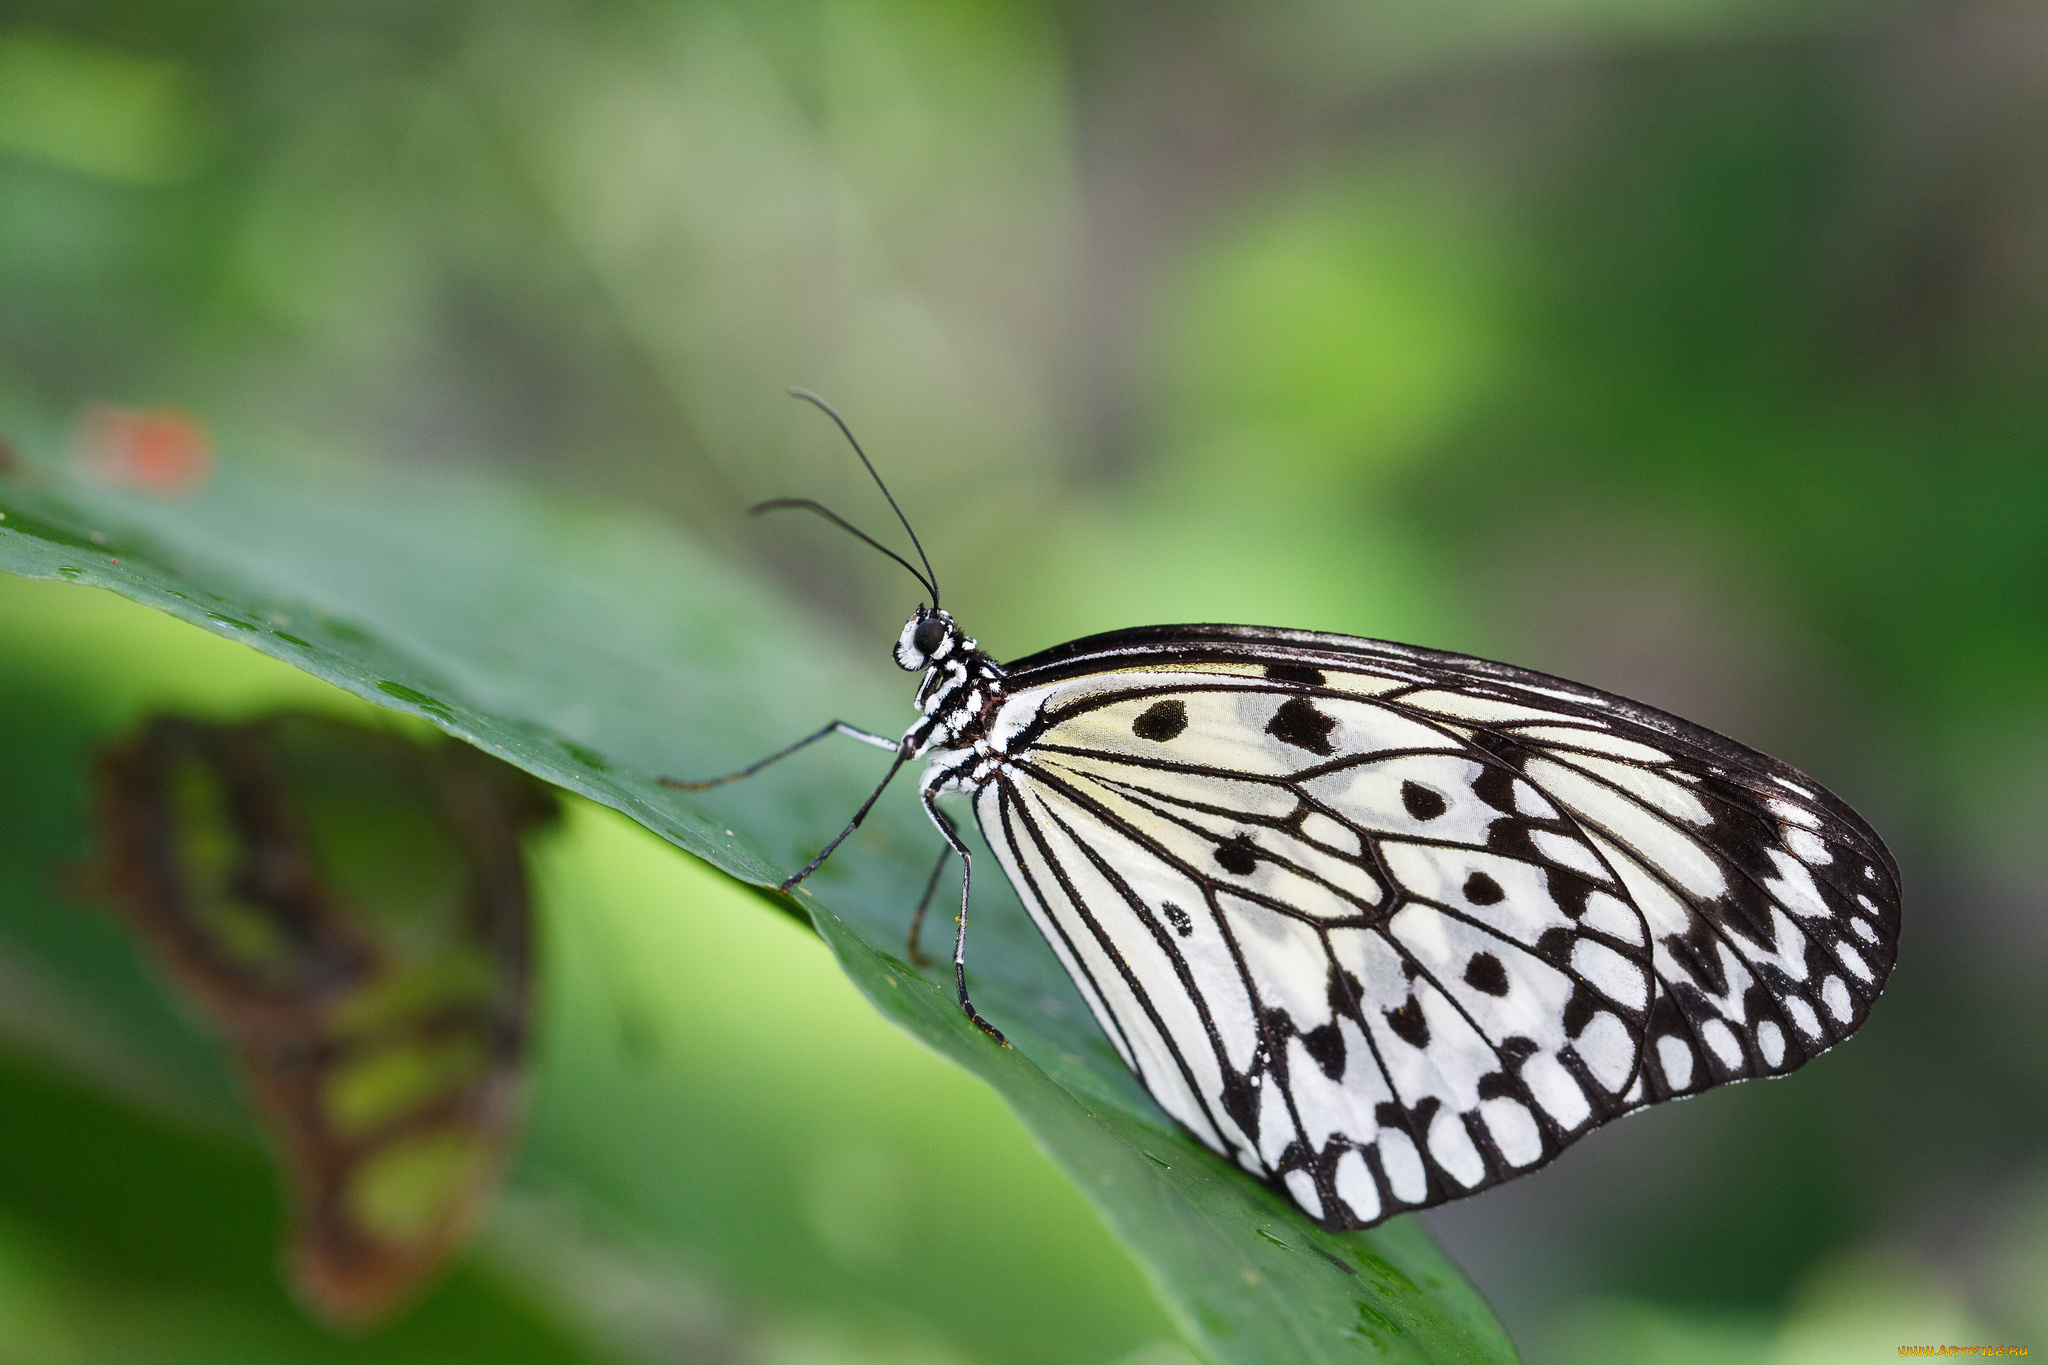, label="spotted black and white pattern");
[884,616,1900,1230]
[687,599,1898,1230]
